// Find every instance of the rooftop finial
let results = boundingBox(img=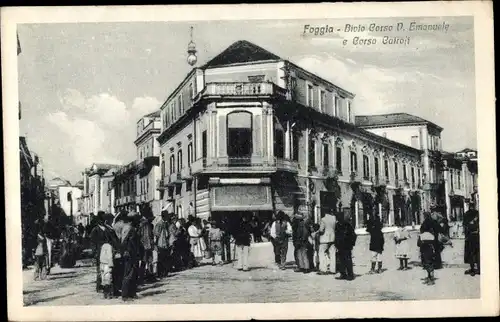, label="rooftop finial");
[187,26,197,66]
